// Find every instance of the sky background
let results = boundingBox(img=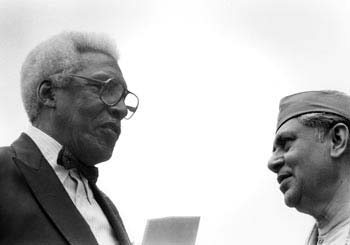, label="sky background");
[1,0,350,244]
